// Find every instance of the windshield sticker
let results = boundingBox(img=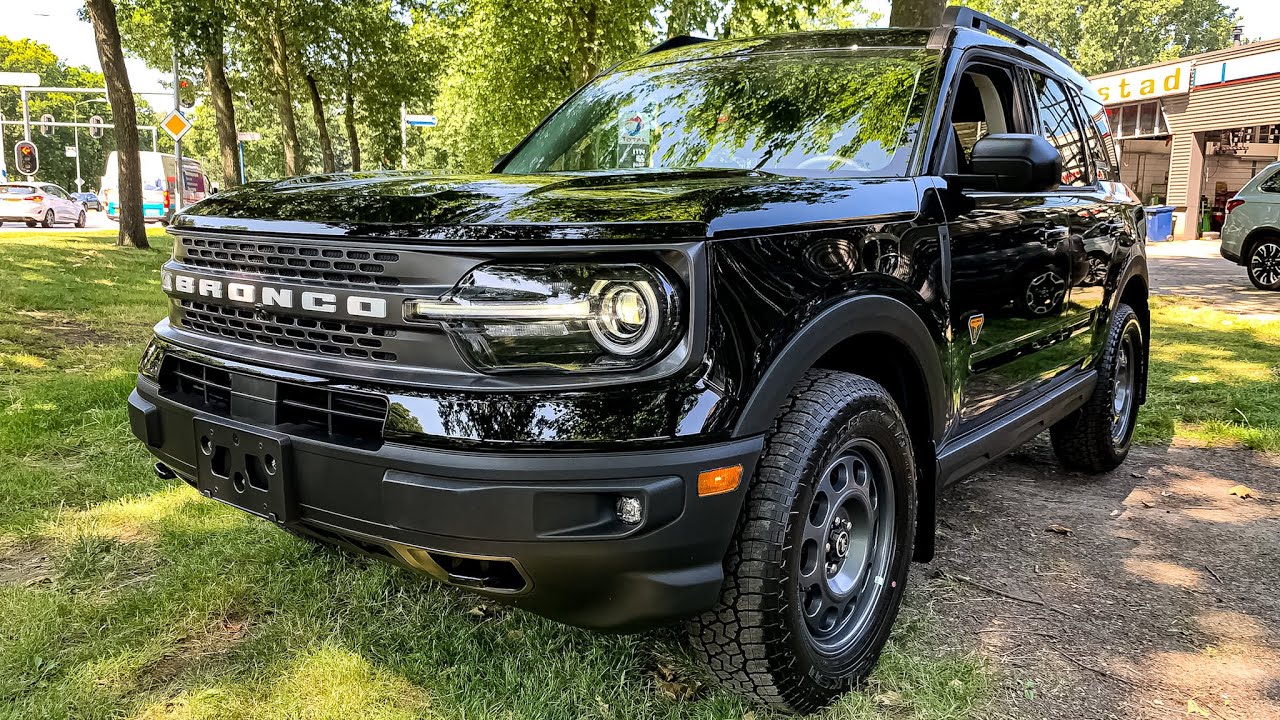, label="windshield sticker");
[618,142,650,168]
[619,112,649,141]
